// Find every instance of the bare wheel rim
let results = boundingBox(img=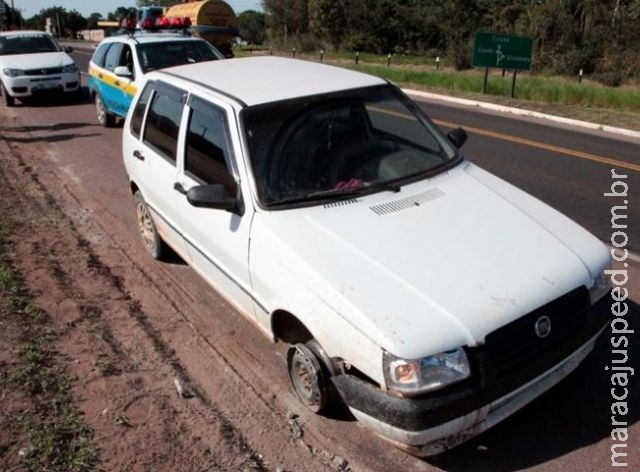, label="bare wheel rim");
[289,345,322,407]
[136,201,155,251]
